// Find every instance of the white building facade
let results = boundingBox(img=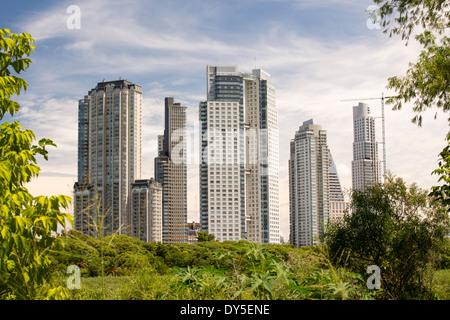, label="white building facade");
[352,102,381,190]
[289,120,329,248]
[200,65,280,243]
[130,179,162,243]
